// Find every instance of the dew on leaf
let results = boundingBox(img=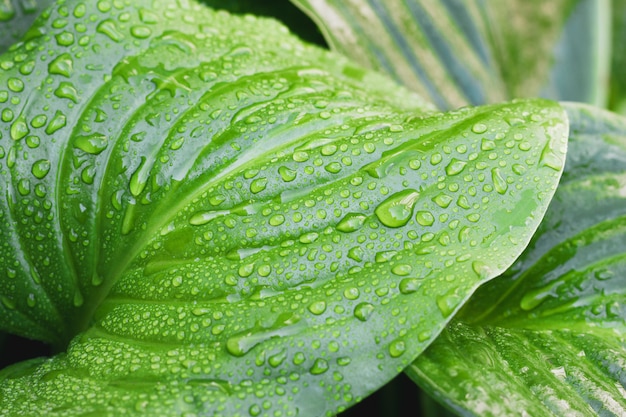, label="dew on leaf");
[48,53,74,78]
[278,166,296,182]
[97,19,125,42]
[353,302,374,321]
[308,301,326,315]
[415,210,435,226]
[374,189,420,228]
[336,213,366,233]
[309,358,329,374]
[391,264,412,276]
[10,116,29,140]
[399,278,421,294]
[445,158,467,176]
[471,122,487,134]
[388,338,406,357]
[74,133,108,155]
[491,168,508,194]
